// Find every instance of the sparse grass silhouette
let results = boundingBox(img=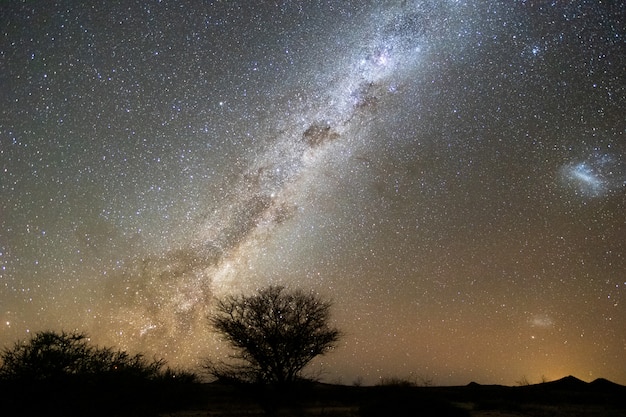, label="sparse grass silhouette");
[377,373,434,387]
[378,376,416,387]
